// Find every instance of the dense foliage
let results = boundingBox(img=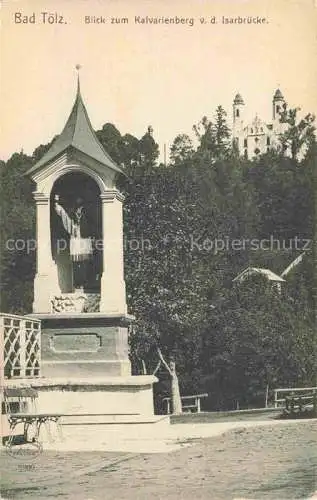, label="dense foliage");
[1,107,316,411]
